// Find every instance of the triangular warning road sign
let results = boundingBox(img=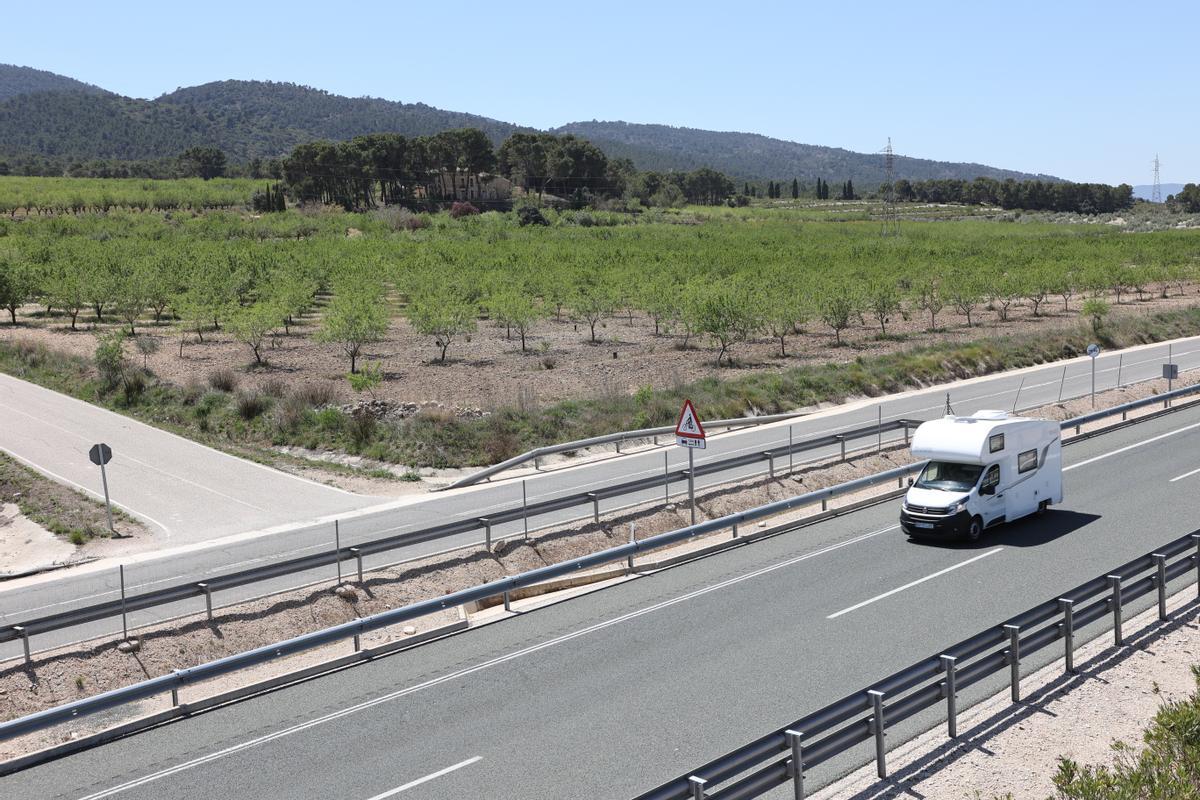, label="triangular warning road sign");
[674,399,706,440]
